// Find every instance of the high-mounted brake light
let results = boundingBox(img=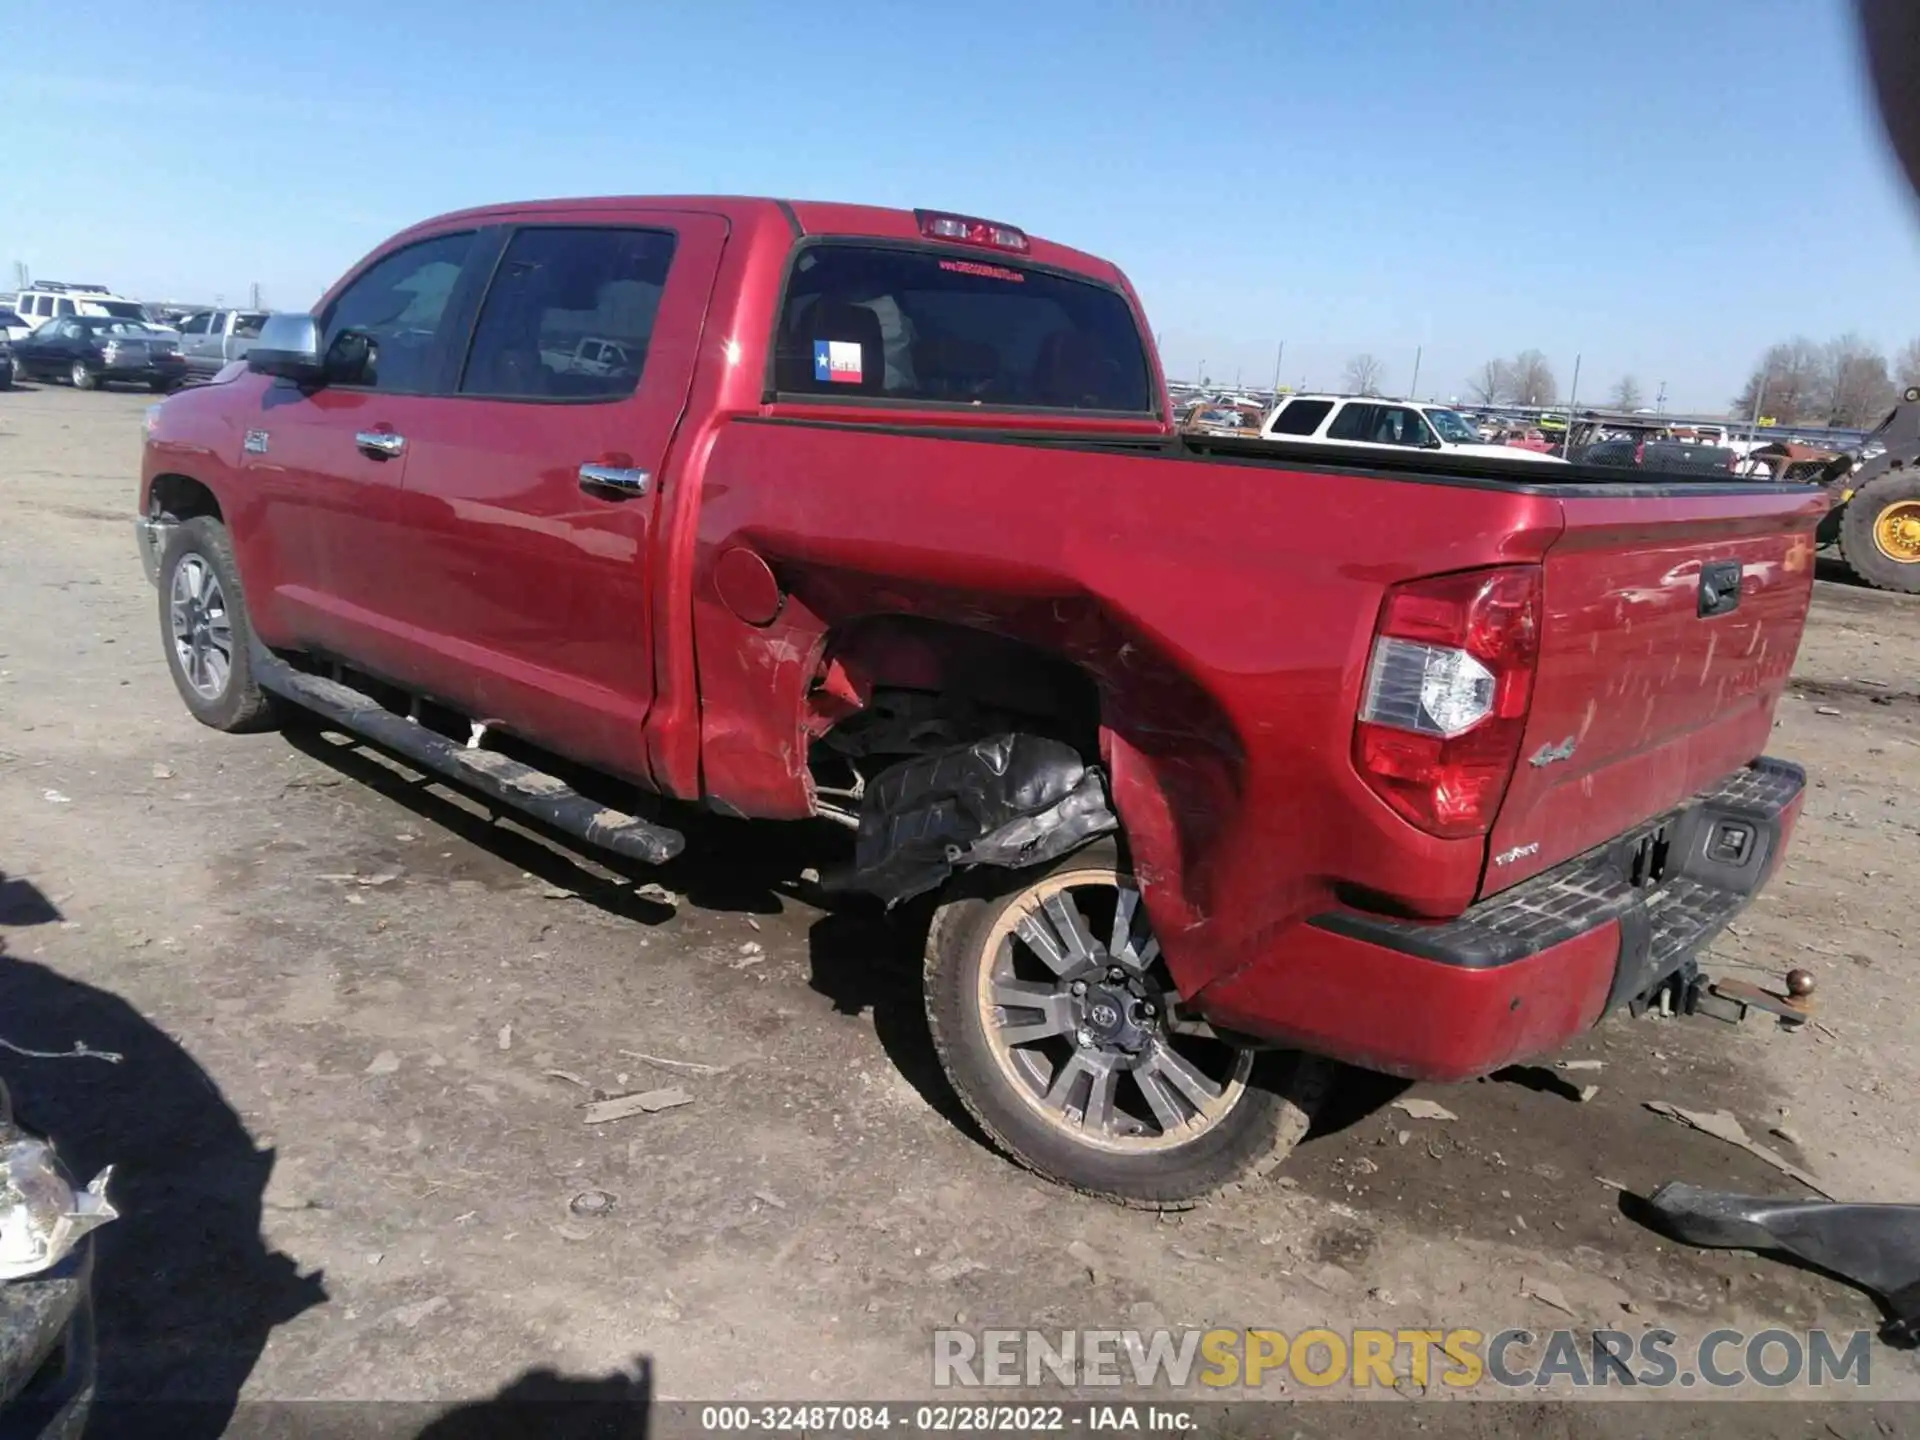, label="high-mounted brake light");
[915,209,1030,253]
[1353,566,1542,839]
